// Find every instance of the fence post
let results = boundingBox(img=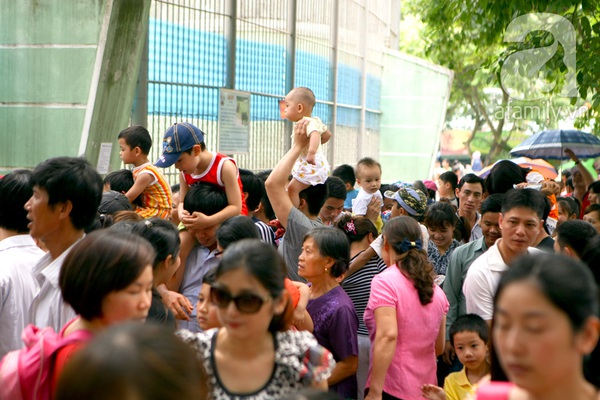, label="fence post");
[284,0,297,150]
[329,0,340,166]
[225,0,237,90]
[358,1,368,159]
[132,26,149,128]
